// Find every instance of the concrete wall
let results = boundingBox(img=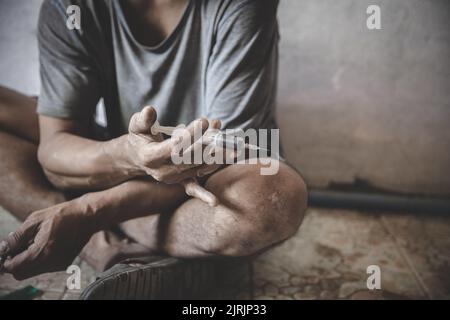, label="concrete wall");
[0,0,41,95]
[277,0,450,195]
[0,0,449,195]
